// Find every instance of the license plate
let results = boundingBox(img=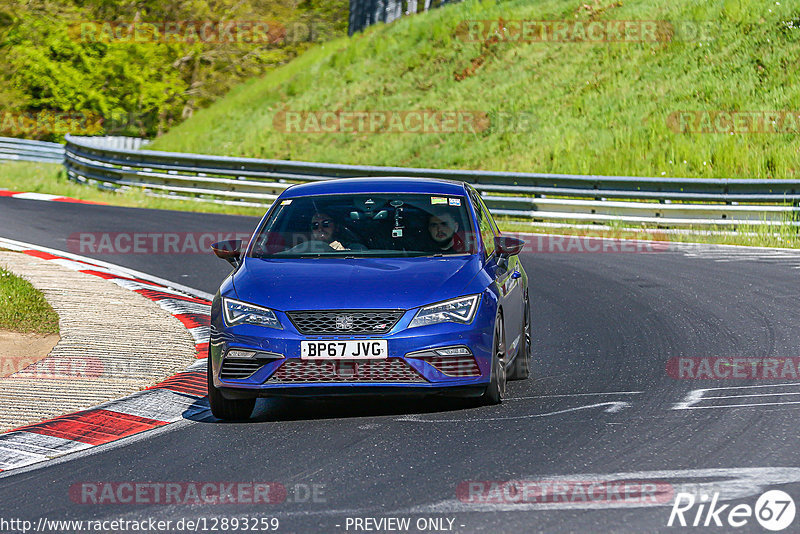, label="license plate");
[300,340,388,359]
